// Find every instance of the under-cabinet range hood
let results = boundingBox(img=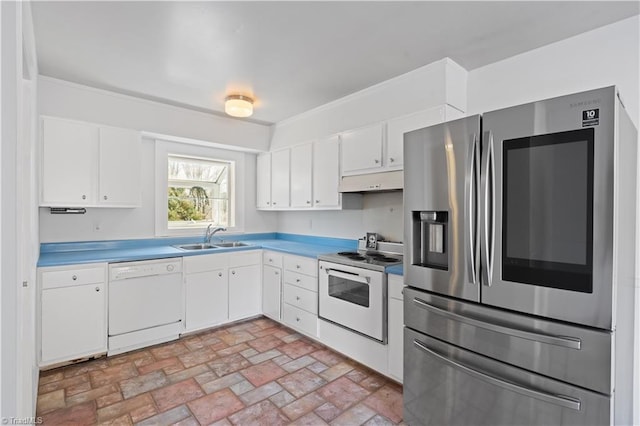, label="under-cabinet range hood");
[339,170,403,193]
